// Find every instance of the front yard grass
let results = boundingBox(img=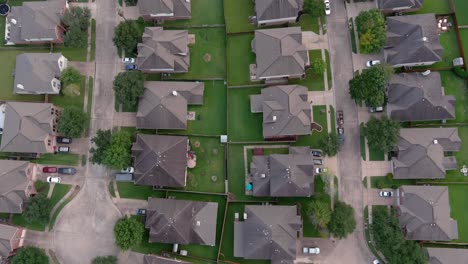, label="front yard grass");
[293,105,328,149]
[360,124,366,160]
[411,0,451,14]
[116,182,167,200]
[227,87,263,142]
[162,0,225,27]
[449,185,468,242]
[370,176,415,189]
[290,50,325,91]
[36,153,80,166]
[50,75,86,109]
[226,34,256,86]
[368,145,385,161]
[224,0,256,34]
[49,184,72,209]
